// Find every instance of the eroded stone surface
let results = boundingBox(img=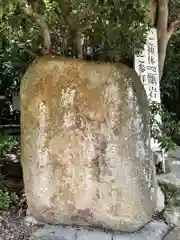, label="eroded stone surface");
[164,227,180,240]
[156,186,165,213]
[112,220,168,240]
[21,56,157,232]
[76,228,112,240]
[158,173,180,191]
[30,226,76,240]
[29,221,169,240]
[164,207,180,227]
